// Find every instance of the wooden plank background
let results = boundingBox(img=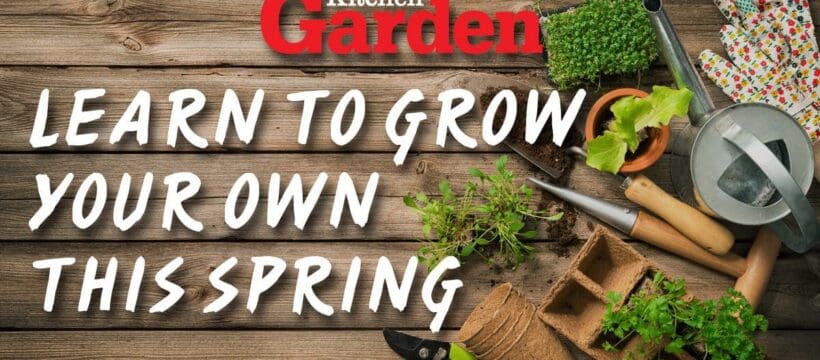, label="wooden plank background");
[1,0,818,358]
